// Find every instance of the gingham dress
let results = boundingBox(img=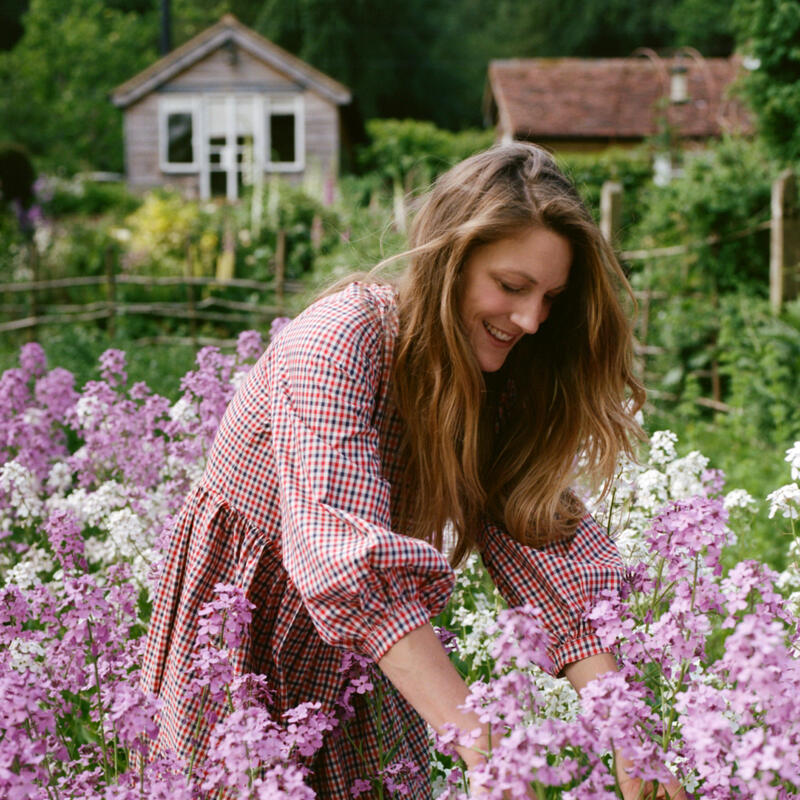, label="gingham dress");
[141,282,624,798]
